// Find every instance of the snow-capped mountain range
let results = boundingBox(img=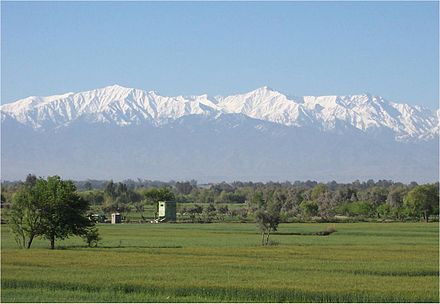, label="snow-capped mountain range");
[1,84,438,142]
[2,85,438,182]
